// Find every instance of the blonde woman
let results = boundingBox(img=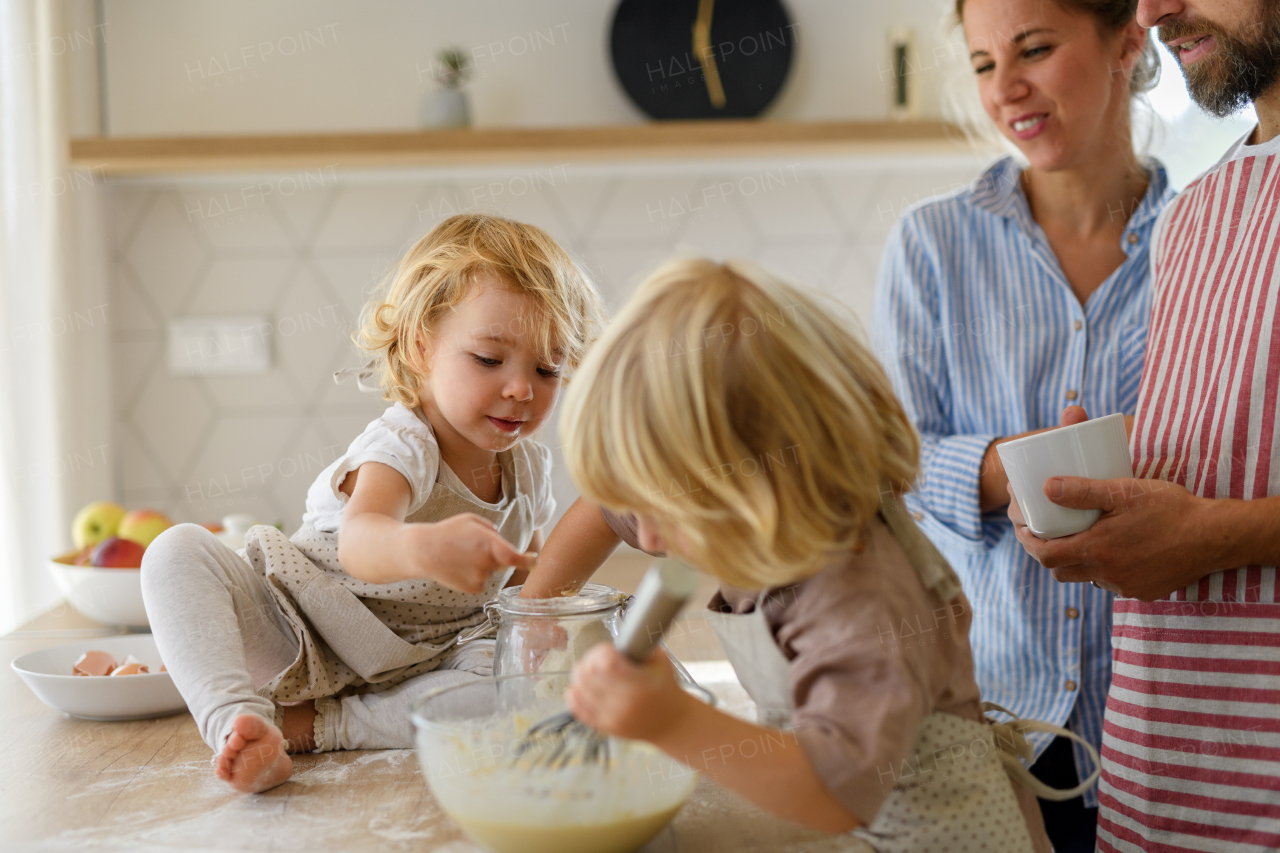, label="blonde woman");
[528,258,1096,850]
[141,214,604,793]
[871,1,1175,848]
